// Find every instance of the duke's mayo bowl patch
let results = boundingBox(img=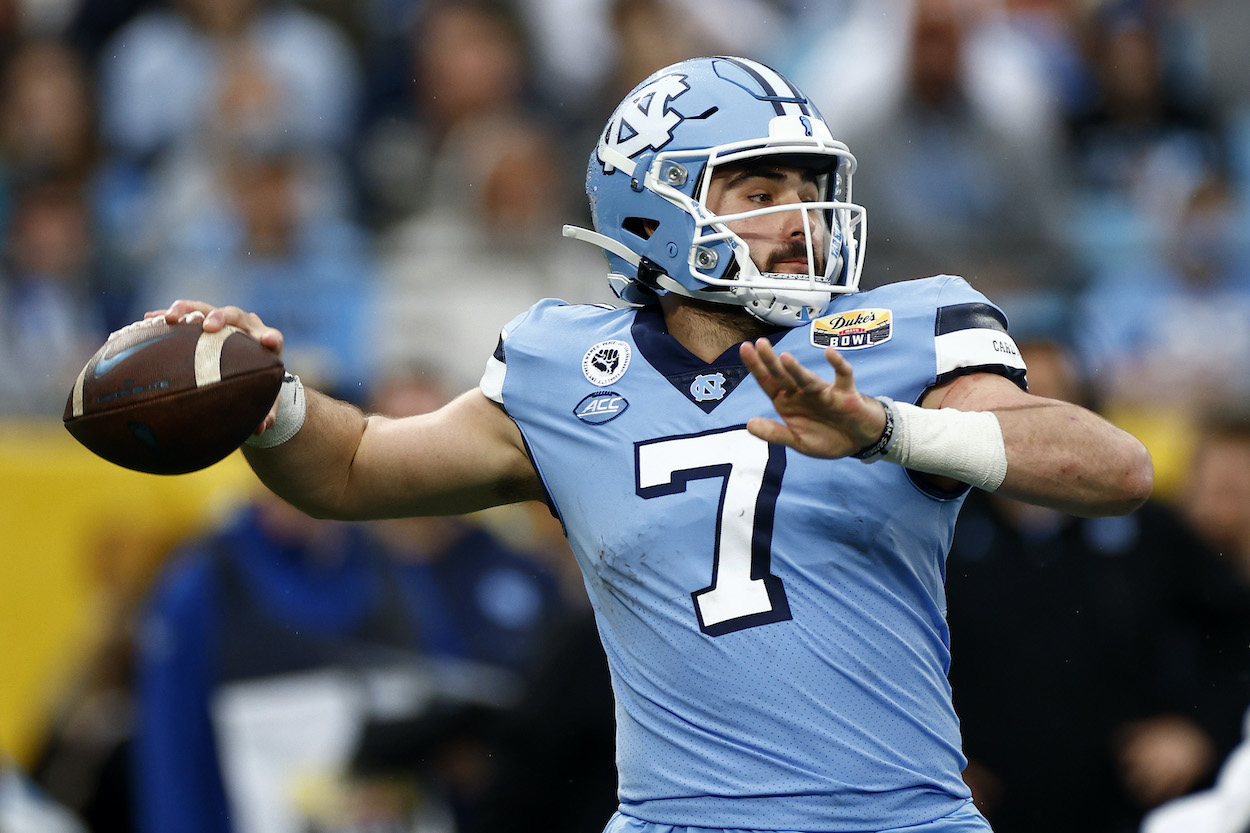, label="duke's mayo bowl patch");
[811,309,893,350]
